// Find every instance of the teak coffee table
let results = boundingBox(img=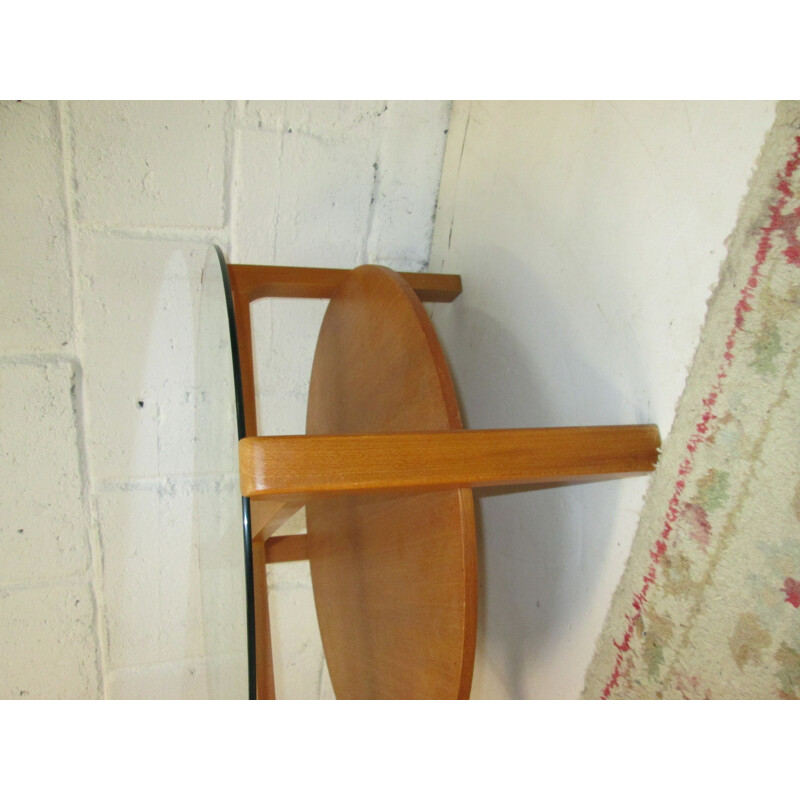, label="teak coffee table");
[197,245,660,700]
